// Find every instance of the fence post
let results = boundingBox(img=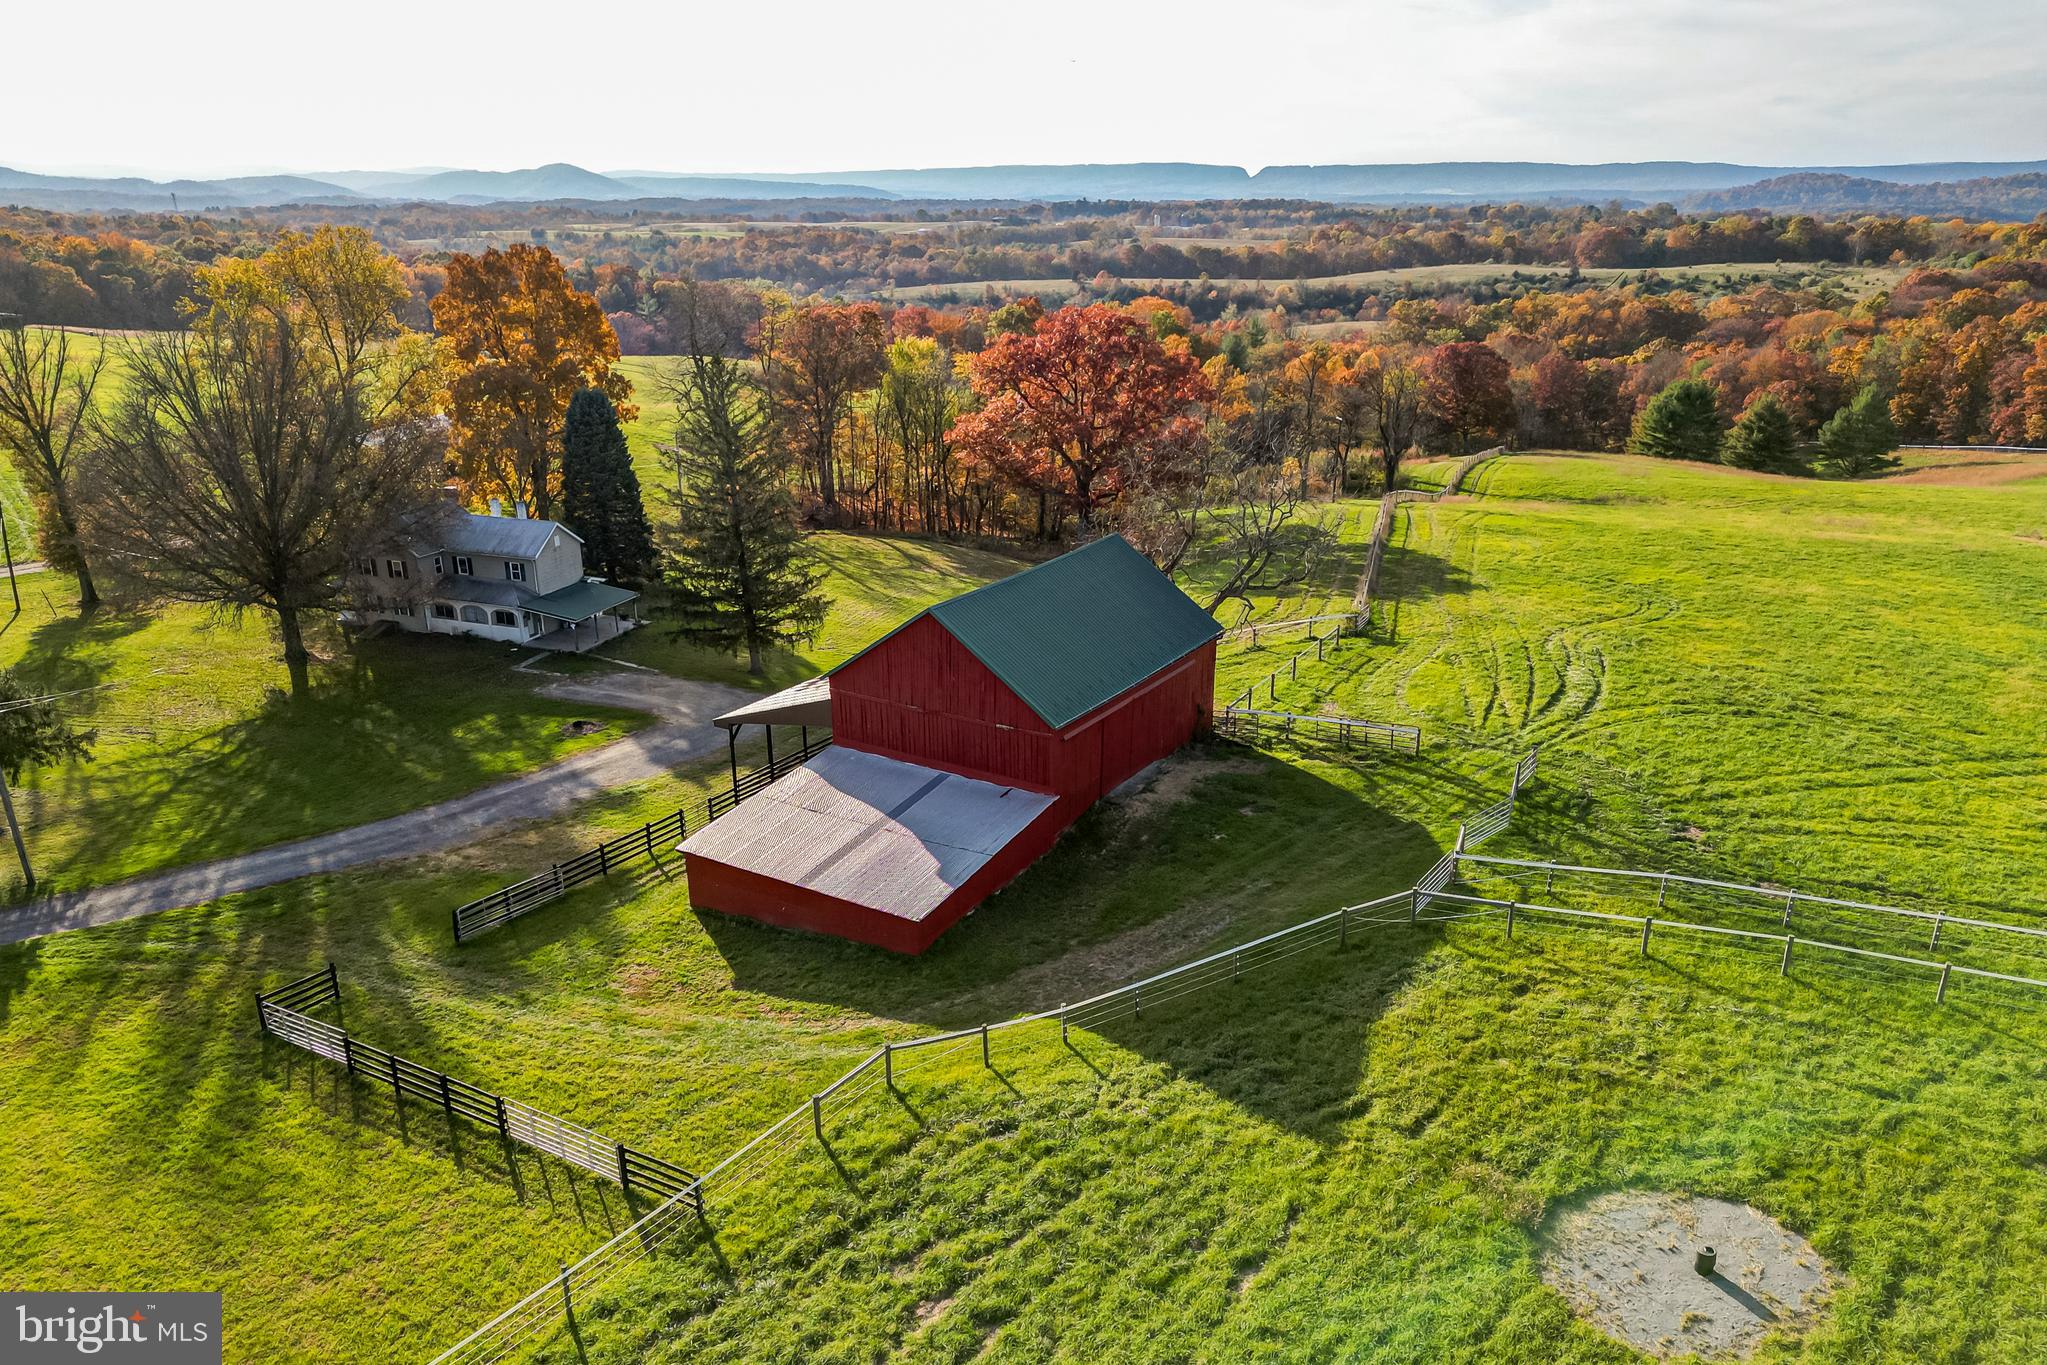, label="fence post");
[1929,912,1945,951]
[1232,951,1241,982]
[1290,657,1297,682]
[1640,917,1653,956]
[883,1042,894,1089]
[495,1095,510,1139]
[1936,963,1952,1004]
[1780,936,1795,977]
[1339,905,1349,951]
[599,843,610,878]
[980,1023,990,1068]
[559,1264,575,1332]
[616,1142,630,1192]
[254,994,268,1036]
[340,1035,357,1078]
[1781,893,1795,928]
[1133,986,1143,1020]
[1657,873,1668,909]
[553,863,565,895]
[439,1072,454,1119]
[1454,824,1467,854]
[1409,888,1420,923]
[646,823,656,860]
[327,963,343,1028]
[1506,901,1517,939]
[451,907,463,944]
[811,1094,823,1141]
[1060,1006,1070,1046]
[1544,866,1555,894]
[389,1052,403,1106]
